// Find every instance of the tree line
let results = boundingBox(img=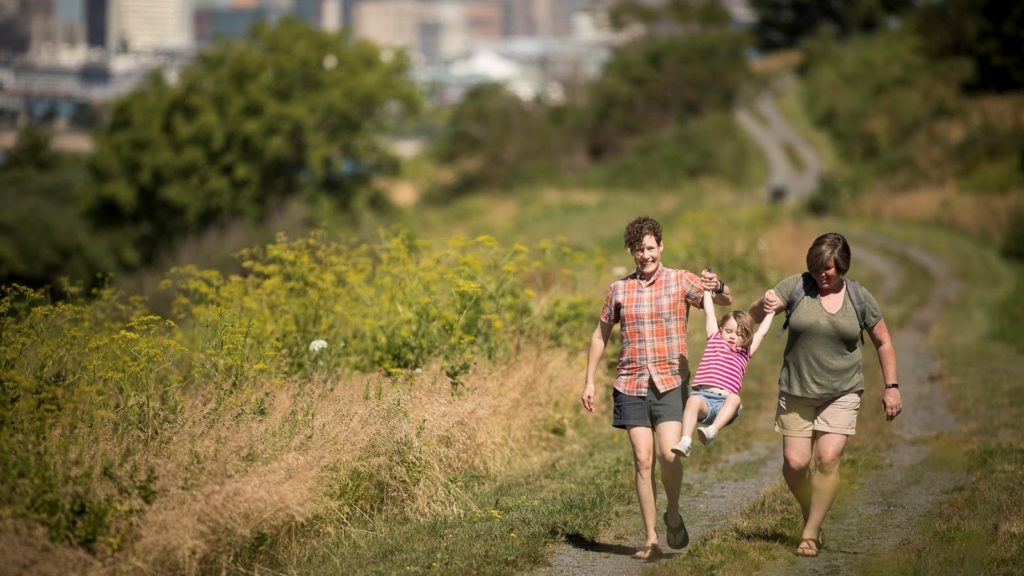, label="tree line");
[2,0,1022,292]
